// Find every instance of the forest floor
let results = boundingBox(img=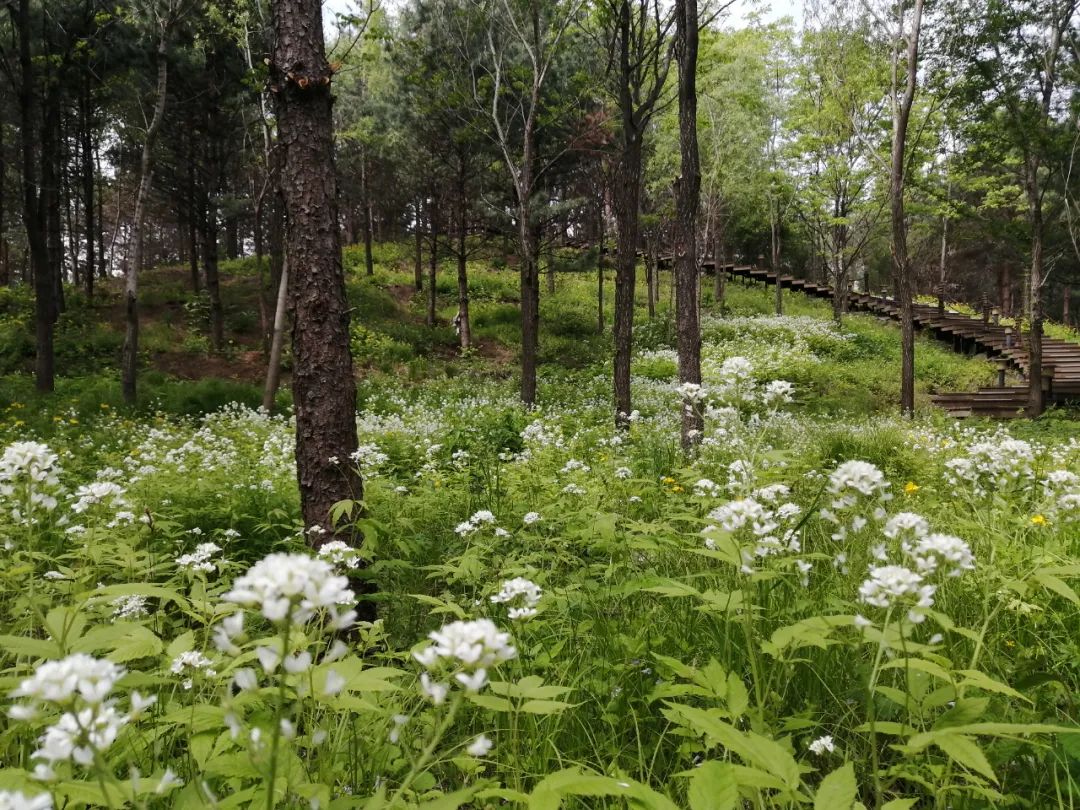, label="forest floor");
[6,240,1035,411]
